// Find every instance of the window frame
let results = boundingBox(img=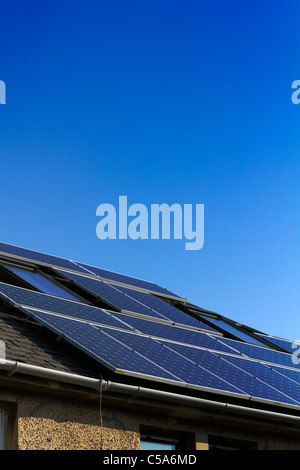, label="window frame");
[140,428,185,451]
[0,410,5,450]
[0,403,18,450]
